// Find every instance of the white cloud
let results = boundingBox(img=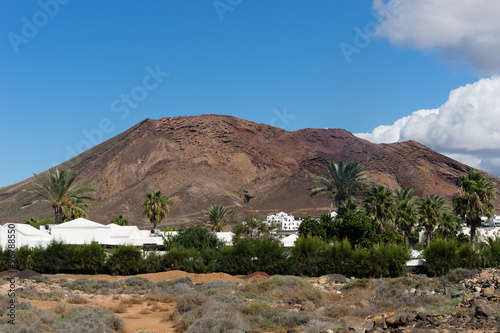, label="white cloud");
[373,0,500,74]
[355,76,500,176]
